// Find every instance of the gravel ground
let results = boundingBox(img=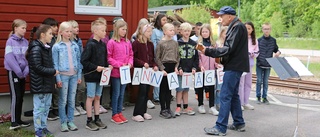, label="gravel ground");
[251,84,320,101]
